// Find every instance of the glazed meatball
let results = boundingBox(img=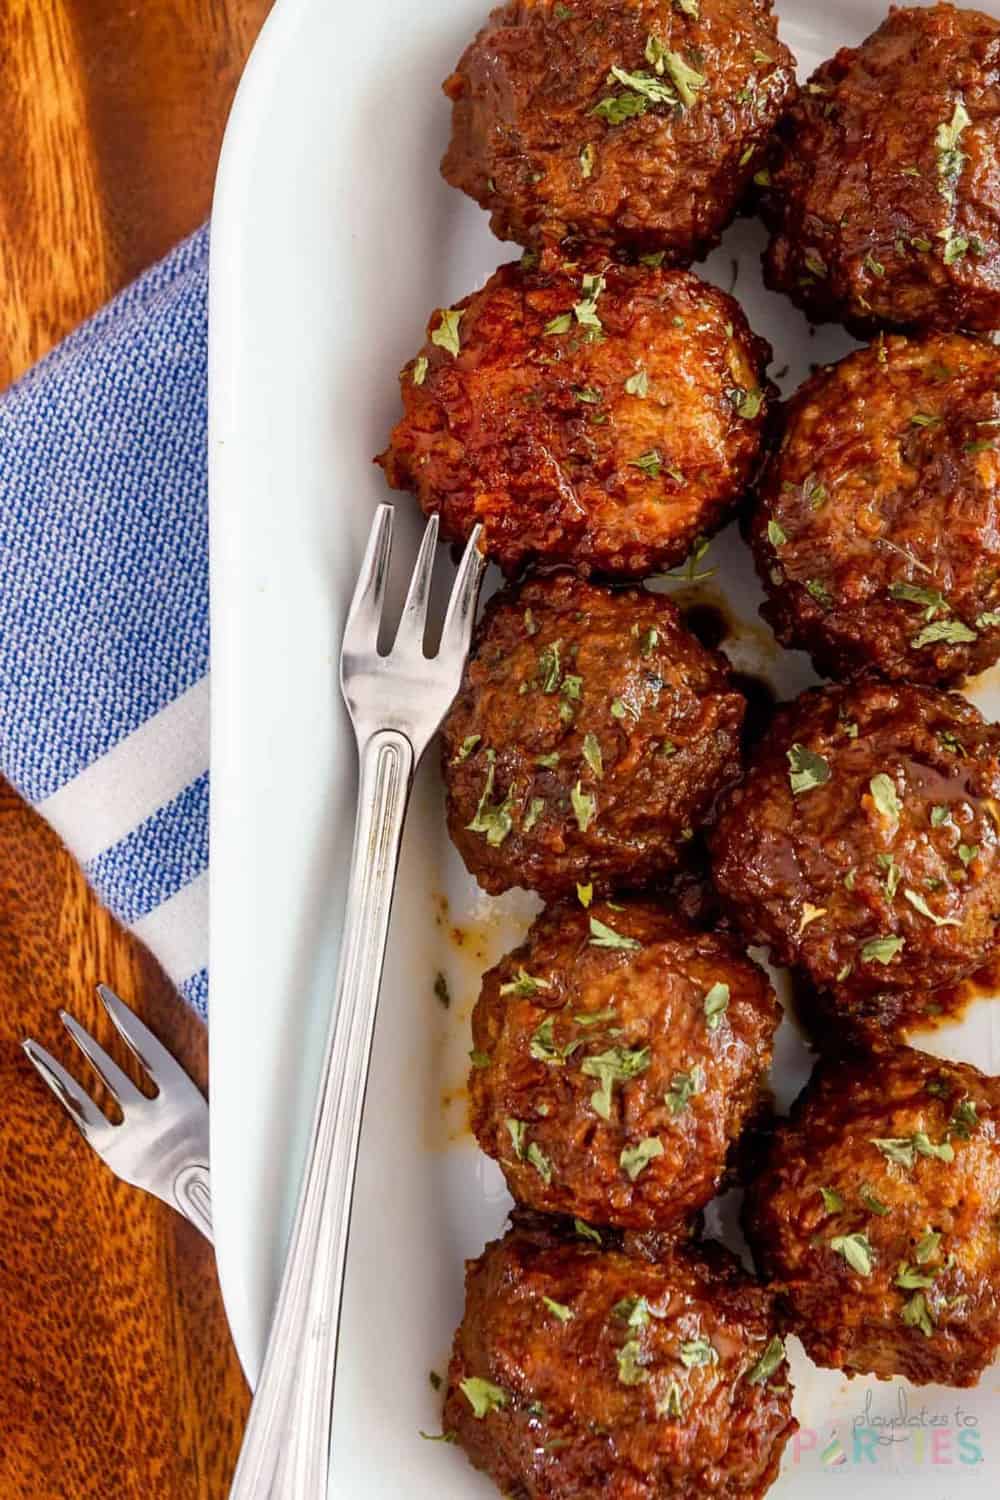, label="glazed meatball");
[444,1218,796,1499]
[440,0,796,260]
[378,253,772,578]
[470,899,780,1229]
[745,1047,1000,1386]
[750,332,1000,684]
[760,4,1000,334]
[709,680,1000,997]
[442,574,746,898]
